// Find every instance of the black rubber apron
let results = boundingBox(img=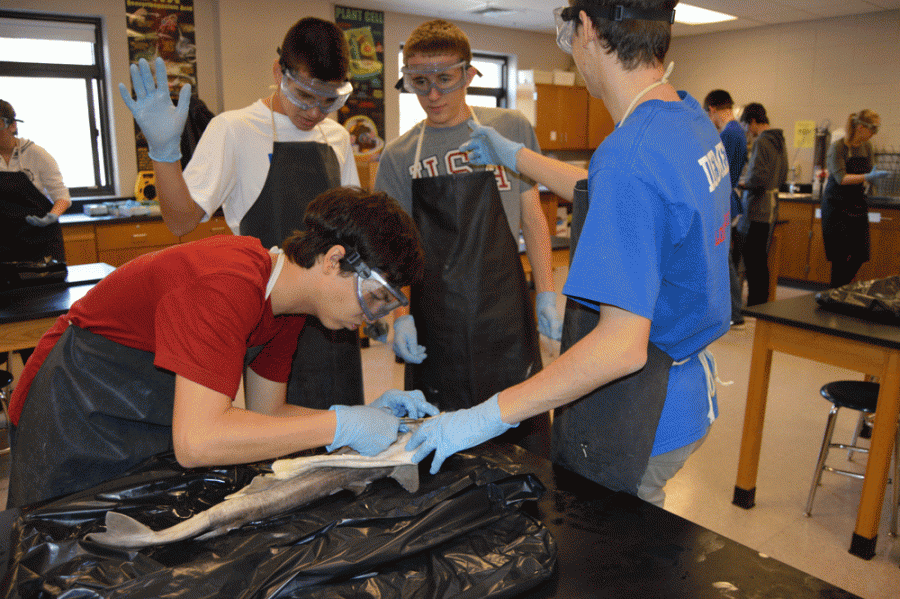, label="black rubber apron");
[550,180,673,495]
[821,153,871,264]
[240,137,363,409]
[406,169,541,412]
[7,325,175,508]
[0,171,65,262]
